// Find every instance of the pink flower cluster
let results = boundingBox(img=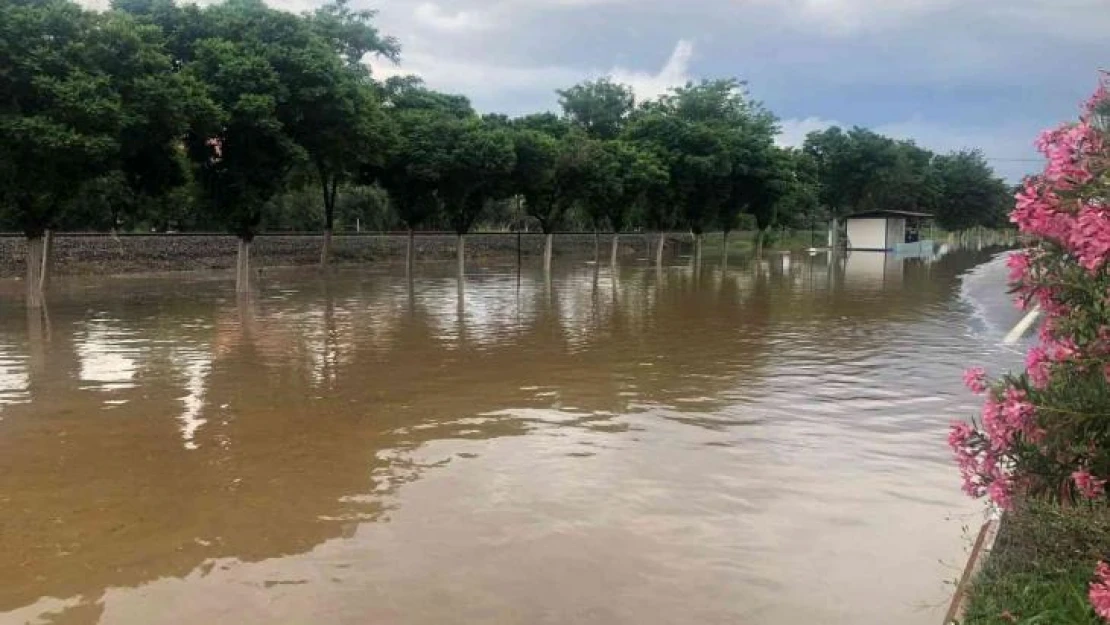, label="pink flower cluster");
[982,388,1040,452]
[1074,469,1108,500]
[948,74,1110,517]
[949,421,990,498]
[1011,72,1110,274]
[963,367,988,394]
[1092,562,1110,621]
